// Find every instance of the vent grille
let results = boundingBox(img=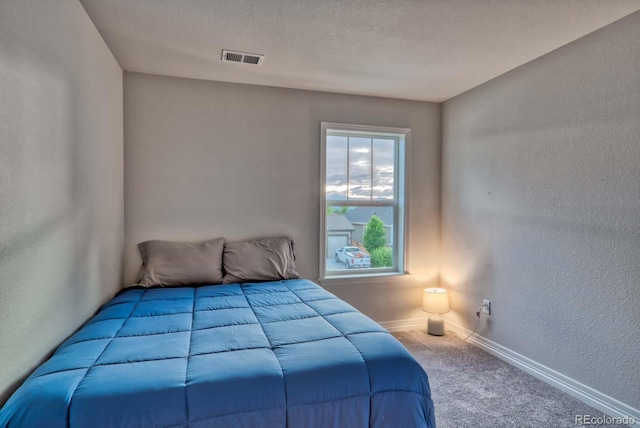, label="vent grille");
[222,49,264,66]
